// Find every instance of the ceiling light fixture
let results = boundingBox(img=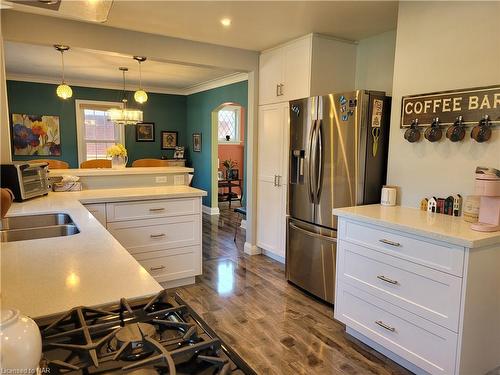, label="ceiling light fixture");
[54,45,73,100]
[107,67,143,125]
[220,18,231,27]
[133,56,148,104]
